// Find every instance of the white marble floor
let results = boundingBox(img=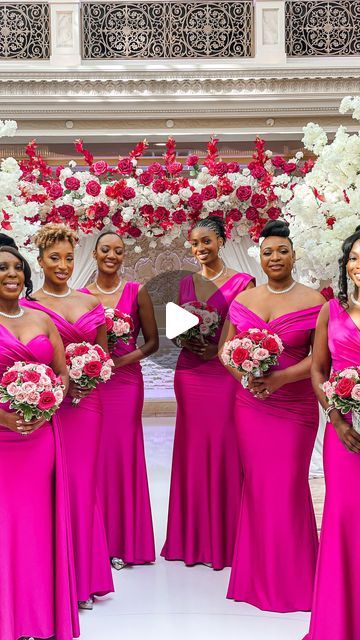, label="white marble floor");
[79,421,311,640]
